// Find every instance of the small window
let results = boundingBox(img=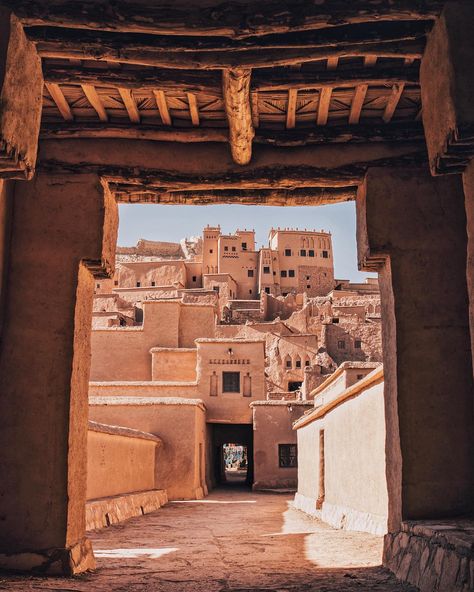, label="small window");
[355,340,362,349]
[285,358,292,369]
[305,360,310,367]
[263,266,270,274]
[232,246,236,252]
[288,381,302,392]
[279,444,297,468]
[136,281,141,287]
[282,292,288,297]
[300,249,306,257]
[306,284,311,289]
[281,270,287,278]
[322,250,329,258]
[242,242,247,251]
[308,250,315,257]
[288,270,295,278]
[224,246,229,251]
[264,287,270,294]
[332,317,339,324]
[151,281,156,287]
[114,280,119,286]
[96,283,100,289]
[248,269,254,278]
[284,249,292,256]
[338,340,346,349]
[357,374,364,380]
[295,359,301,369]
[192,275,197,282]
[213,286,220,294]
[209,249,213,254]
[222,371,240,393]
[306,275,310,280]
[249,289,252,294]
